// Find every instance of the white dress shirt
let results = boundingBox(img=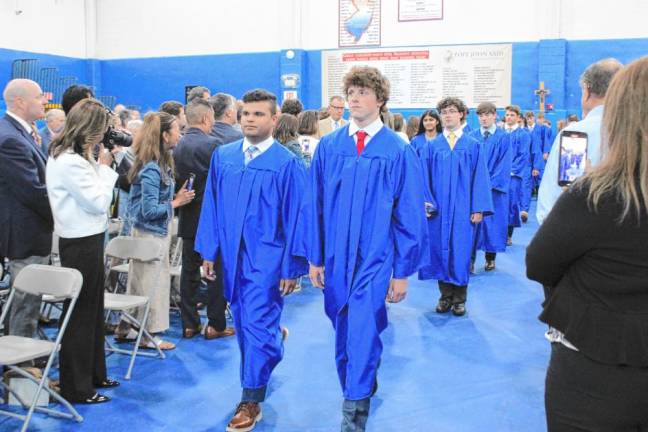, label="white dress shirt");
[442,128,464,142]
[348,117,384,147]
[242,135,274,160]
[46,150,118,238]
[6,110,33,135]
